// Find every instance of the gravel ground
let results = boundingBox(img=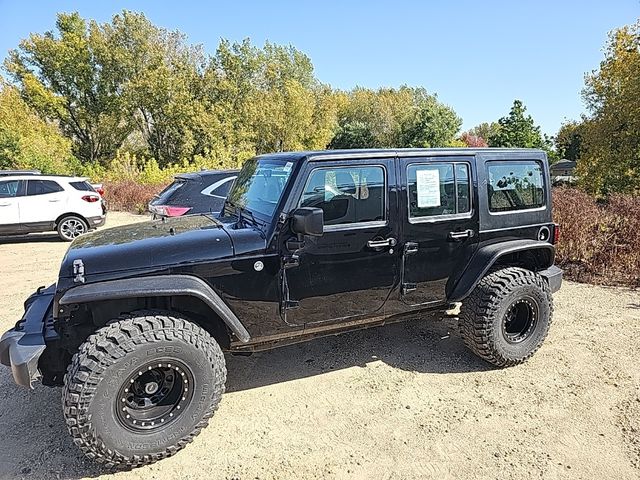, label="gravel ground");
[0,211,638,480]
